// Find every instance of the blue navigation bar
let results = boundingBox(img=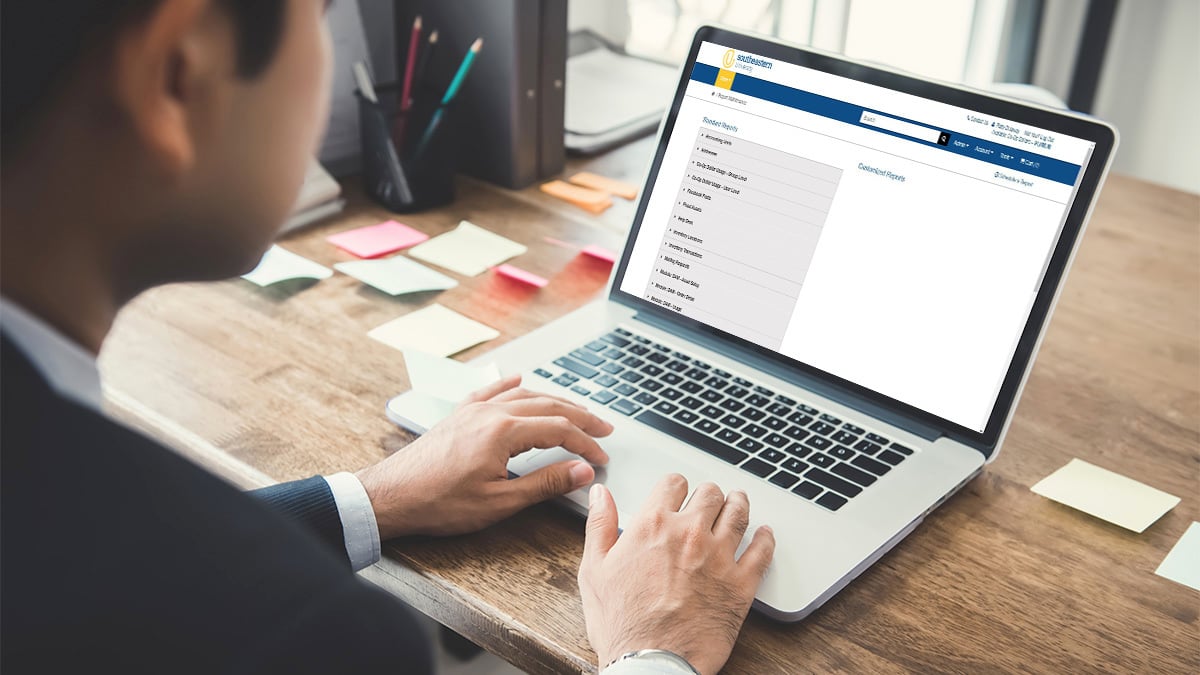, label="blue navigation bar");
[691,62,1081,186]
